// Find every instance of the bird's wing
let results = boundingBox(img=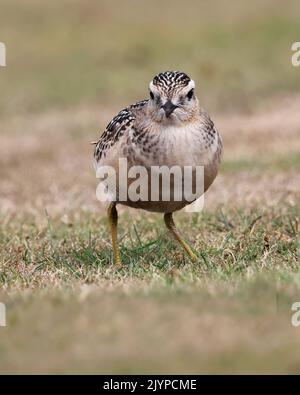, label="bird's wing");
[199,107,223,156]
[94,100,148,162]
